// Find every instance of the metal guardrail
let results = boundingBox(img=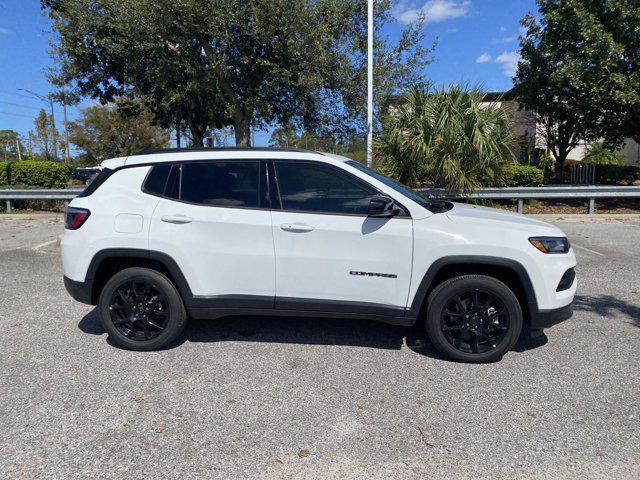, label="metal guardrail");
[416,185,640,214]
[0,189,83,213]
[1,186,639,214]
